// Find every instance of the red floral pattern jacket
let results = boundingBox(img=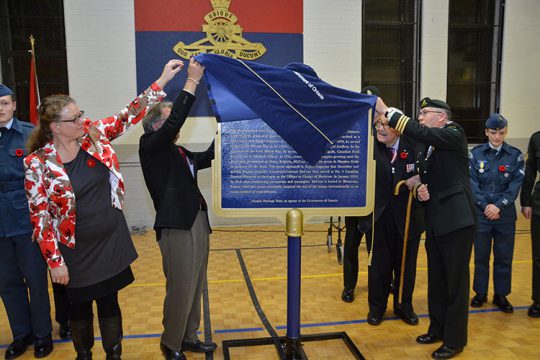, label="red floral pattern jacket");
[24,83,165,269]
